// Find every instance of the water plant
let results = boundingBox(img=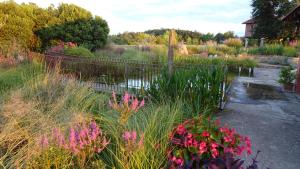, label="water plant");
[147,65,226,114]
